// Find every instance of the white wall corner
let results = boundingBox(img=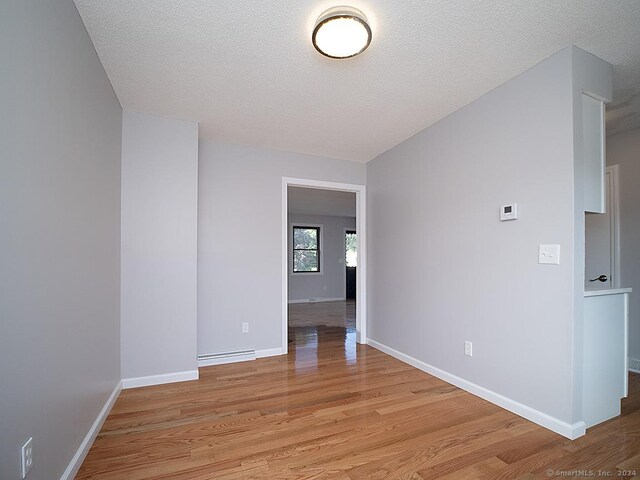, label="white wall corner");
[120,110,199,384]
[60,381,122,480]
[122,370,199,389]
[367,338,586,440]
